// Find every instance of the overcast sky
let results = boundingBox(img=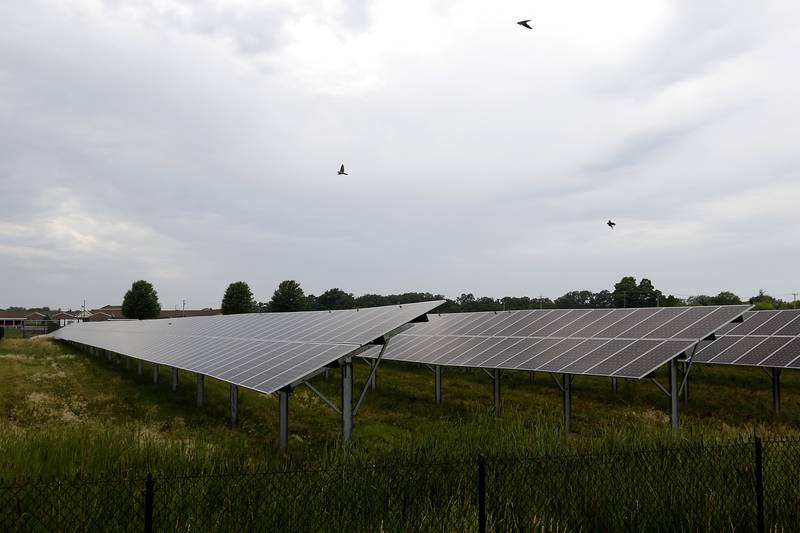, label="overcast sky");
[1,0,799,310]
